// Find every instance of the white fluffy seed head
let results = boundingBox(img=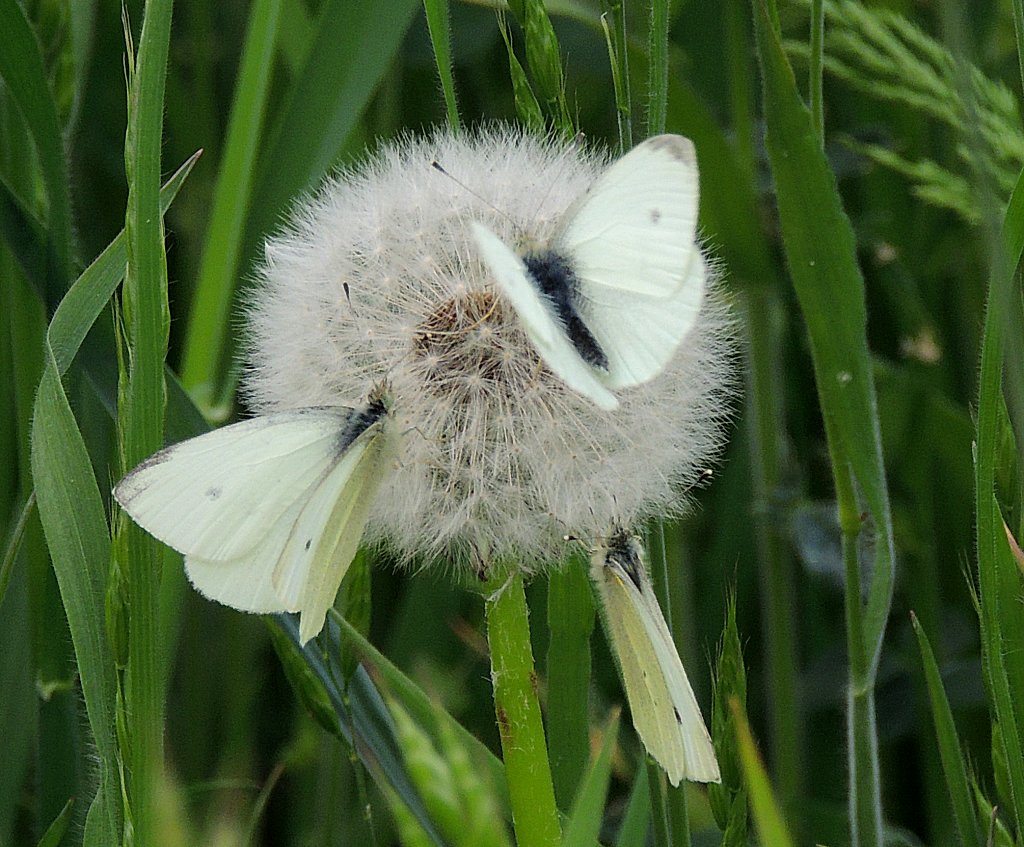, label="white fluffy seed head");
[242,126,736,574]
